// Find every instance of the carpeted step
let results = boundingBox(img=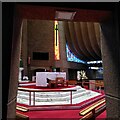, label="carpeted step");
[16,105,29,112]
[17,86,101,106]
[16,94,105,111]
[16,112,29,120]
